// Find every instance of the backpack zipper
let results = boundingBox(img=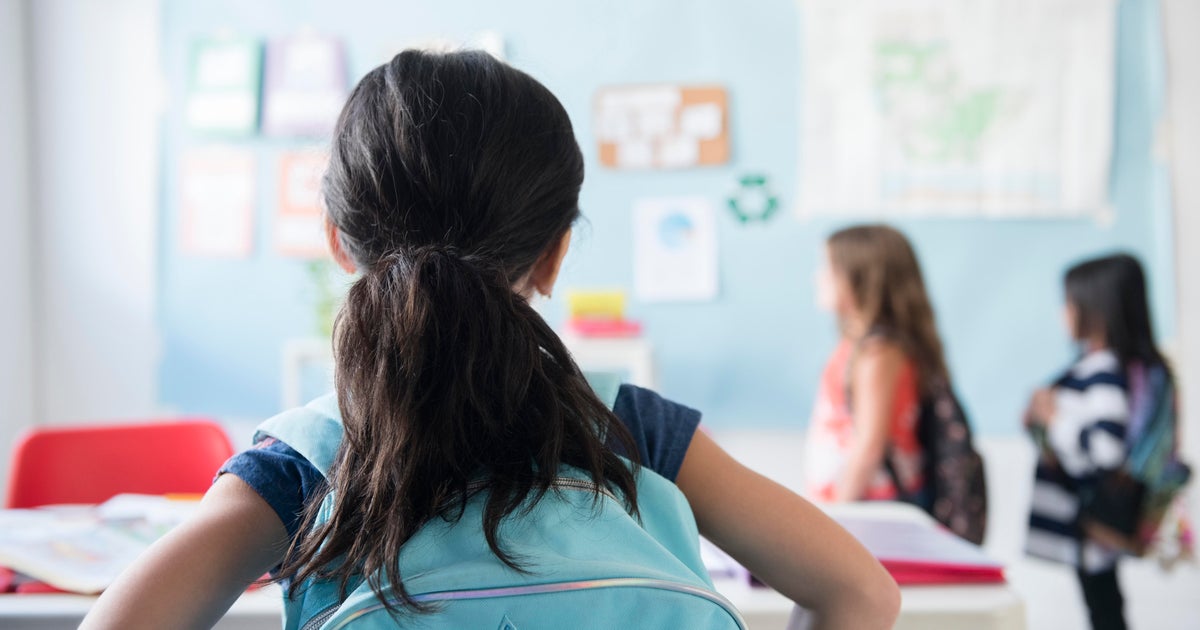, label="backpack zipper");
[325,577,747,630]
[463,477,620,503]
[300,604,340,630]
